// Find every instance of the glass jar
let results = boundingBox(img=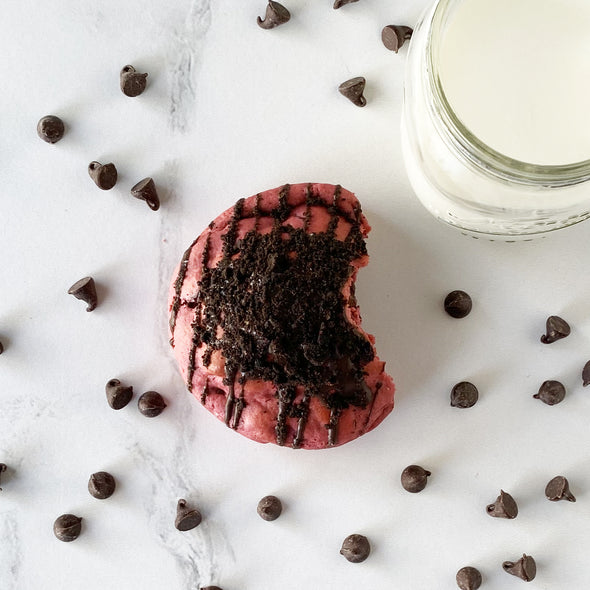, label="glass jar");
[401,0,590,239]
